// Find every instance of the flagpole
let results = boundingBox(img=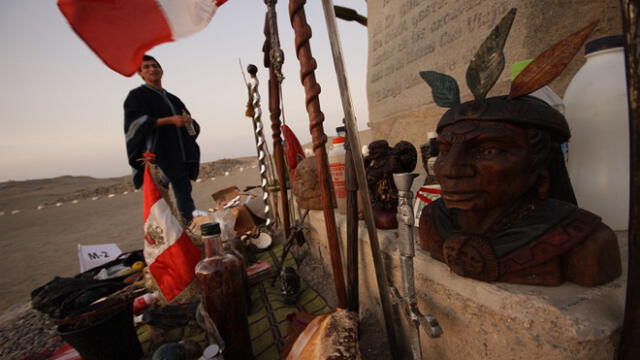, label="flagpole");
[288,0,348,309]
